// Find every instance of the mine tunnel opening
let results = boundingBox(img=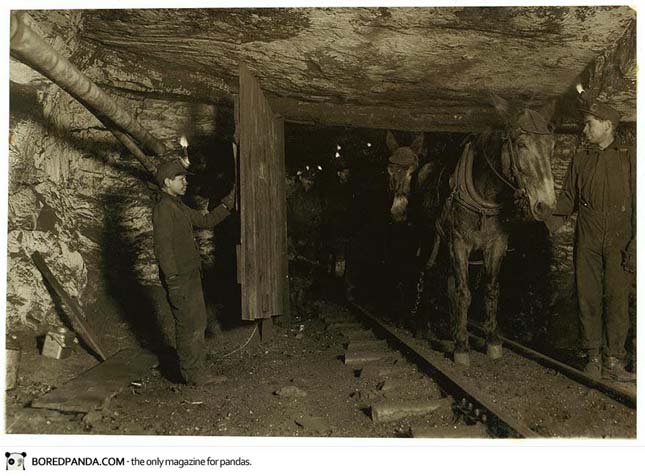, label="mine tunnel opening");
[284,124,557,349]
